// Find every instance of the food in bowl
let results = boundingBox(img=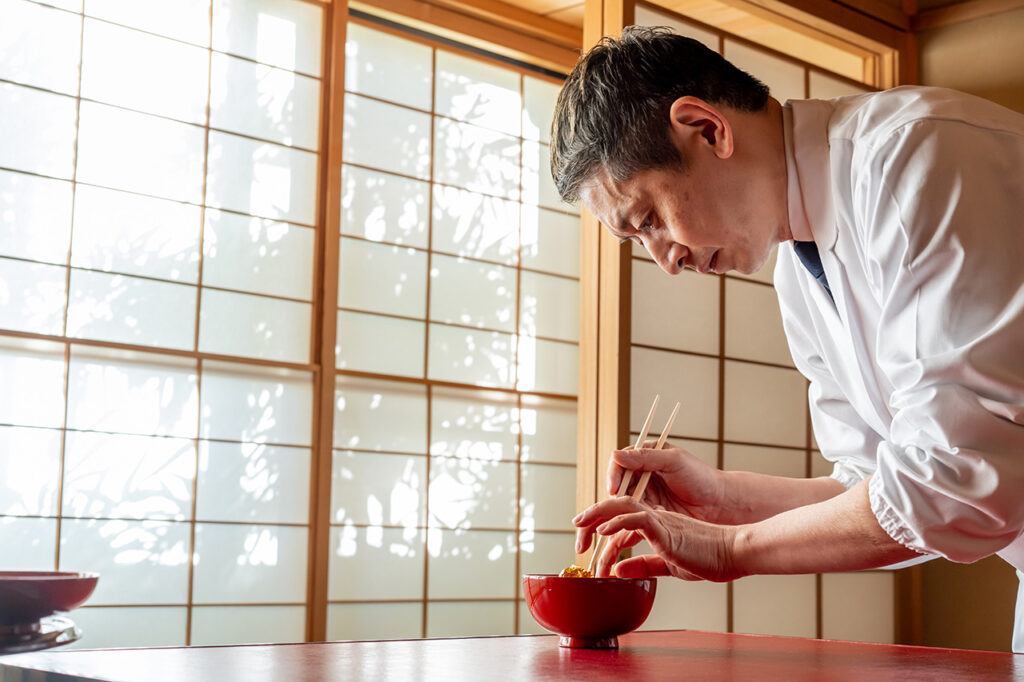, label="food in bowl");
[558,565,593,578]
